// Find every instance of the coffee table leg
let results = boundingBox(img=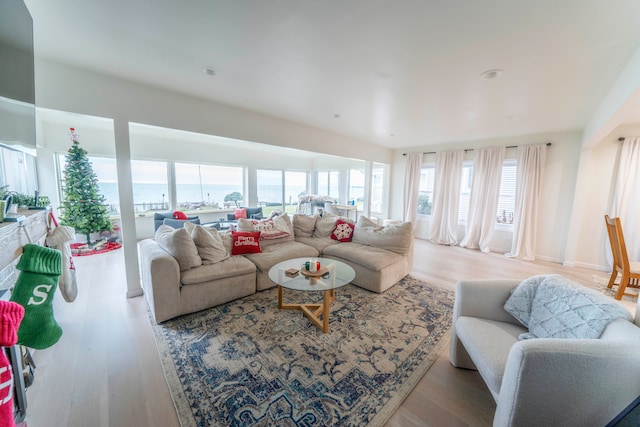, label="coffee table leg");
[323,289,331,333]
